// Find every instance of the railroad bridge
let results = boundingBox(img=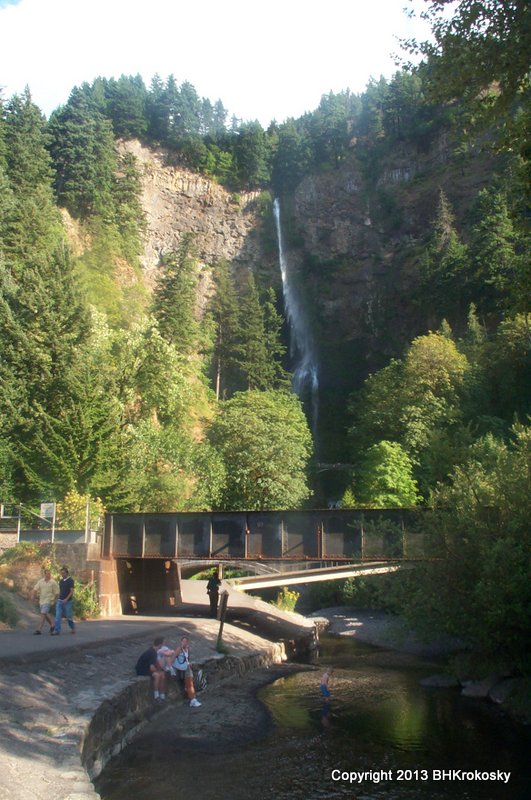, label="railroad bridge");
[101,508,437,614]
[6,507,440,615]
